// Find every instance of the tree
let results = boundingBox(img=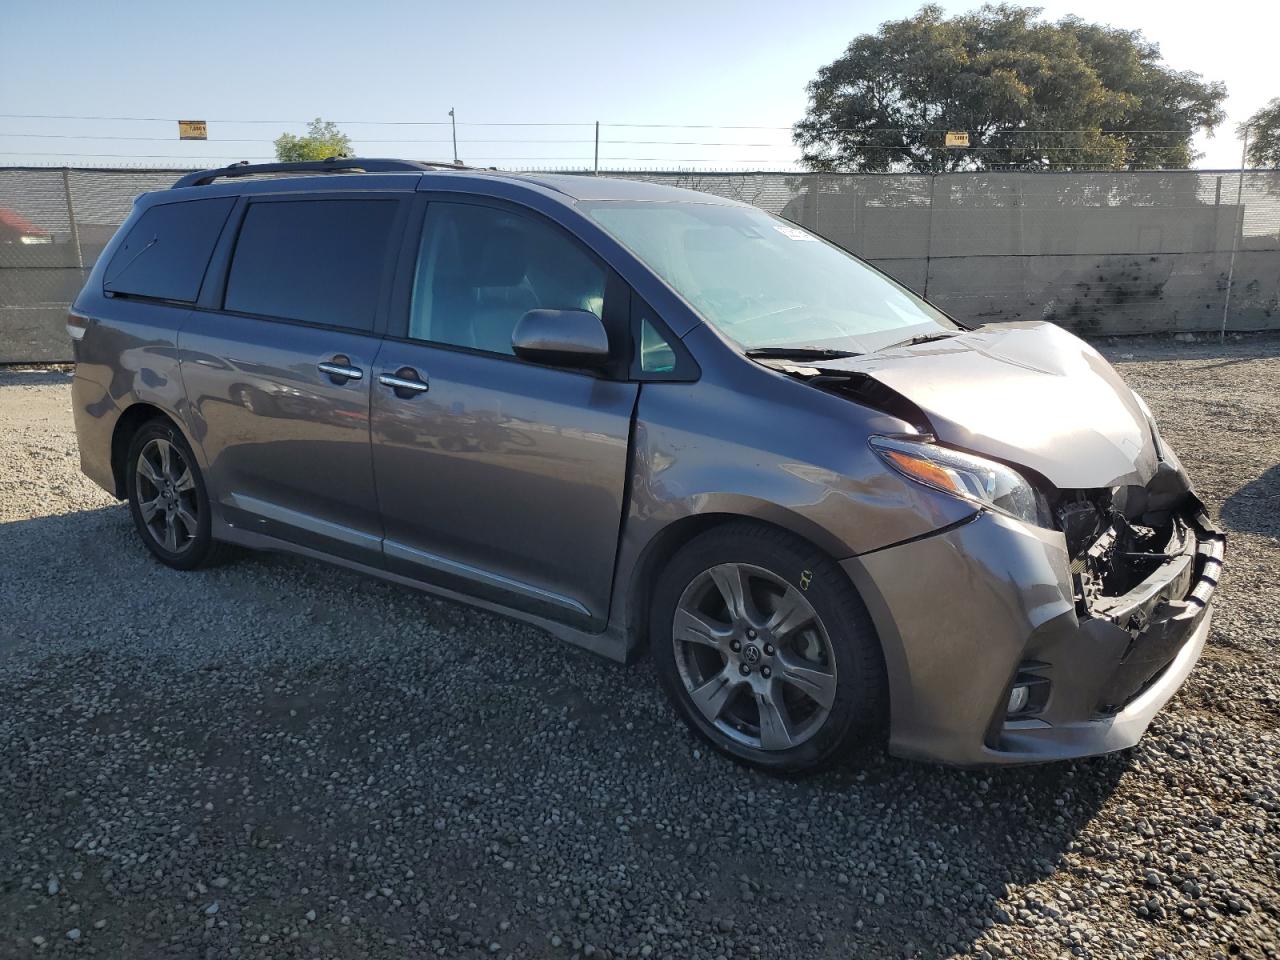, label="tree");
[273,118,352,162]
[793,5,1226,172]
[1241,99,1280,168]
